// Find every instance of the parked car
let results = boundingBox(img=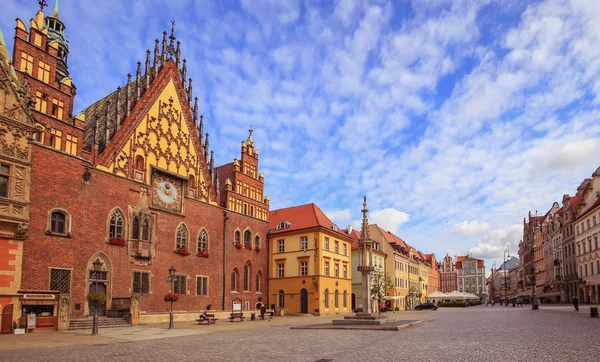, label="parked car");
[415,302,438,311]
